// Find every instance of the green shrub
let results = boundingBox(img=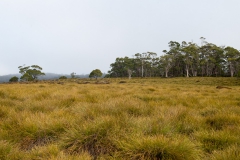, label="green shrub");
[9,76,19,82]
[59,76,67,79]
